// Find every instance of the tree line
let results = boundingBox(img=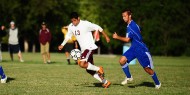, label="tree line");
[0,0,189,56]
